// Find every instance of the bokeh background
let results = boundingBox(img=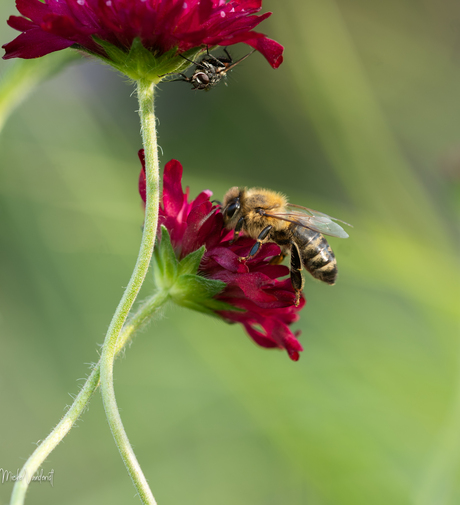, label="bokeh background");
[1,0,459,504]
